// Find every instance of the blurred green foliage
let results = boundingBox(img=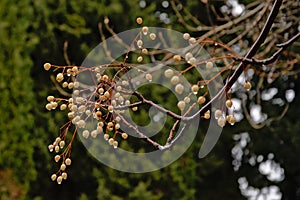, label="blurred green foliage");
[0,0,299,200]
